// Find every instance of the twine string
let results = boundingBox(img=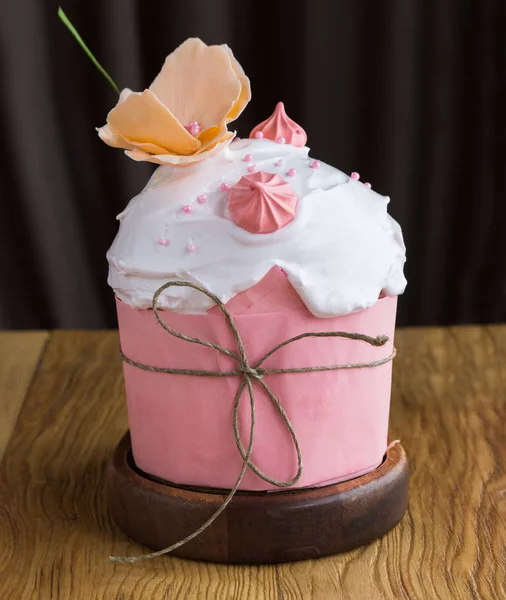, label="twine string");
[110,280,396,563]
